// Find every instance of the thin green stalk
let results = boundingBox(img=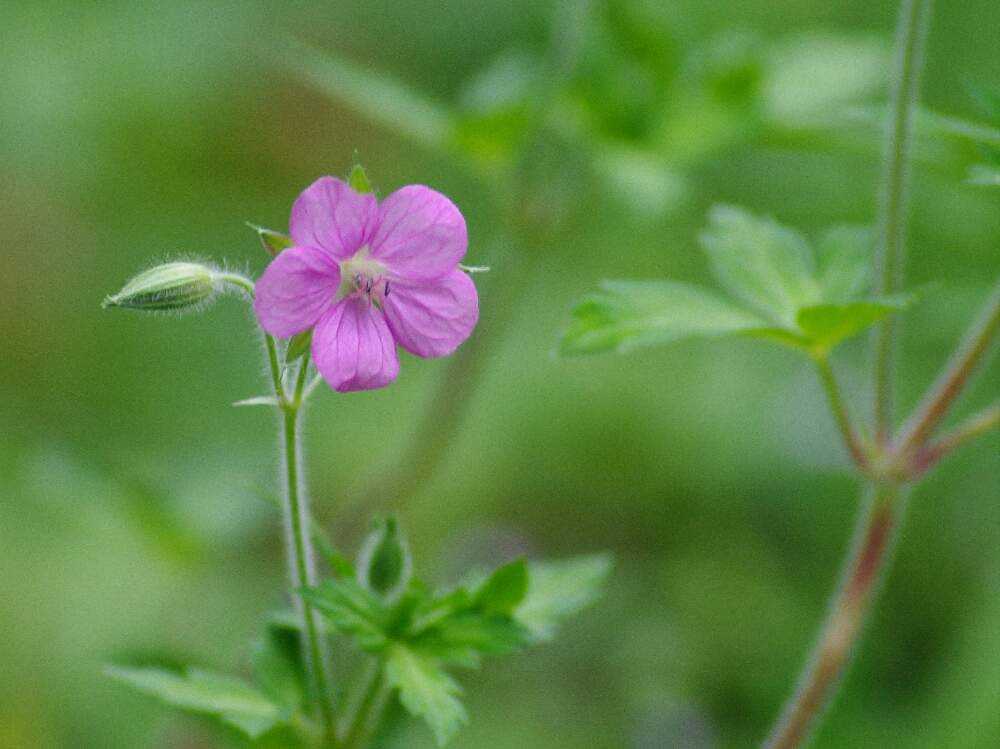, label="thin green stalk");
[911,400,1000,476]
[872,0,933,443]
[814,355,869,471]
[279,363,335,734]
[340,660,390,749]
[894,279,1000,463]
[764,483,904,749]
[218,270,335,735]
